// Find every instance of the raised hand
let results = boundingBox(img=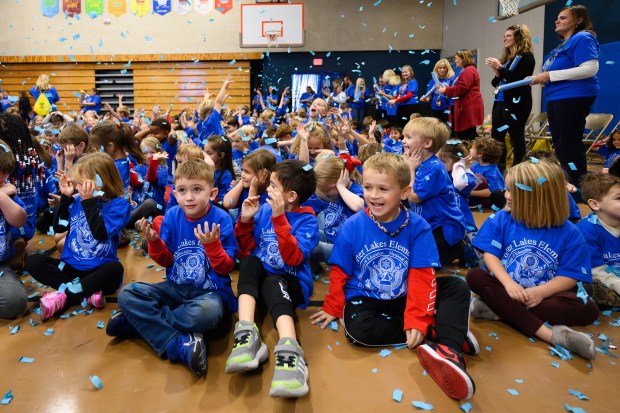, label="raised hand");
[76,179,97,200]
[296,124,309,141]
[152,151,169,161]
[194,222,220,244]
[58,173,75,197]
[266,184,285,217]
[240,195,261,222]
[138,217,159,242]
